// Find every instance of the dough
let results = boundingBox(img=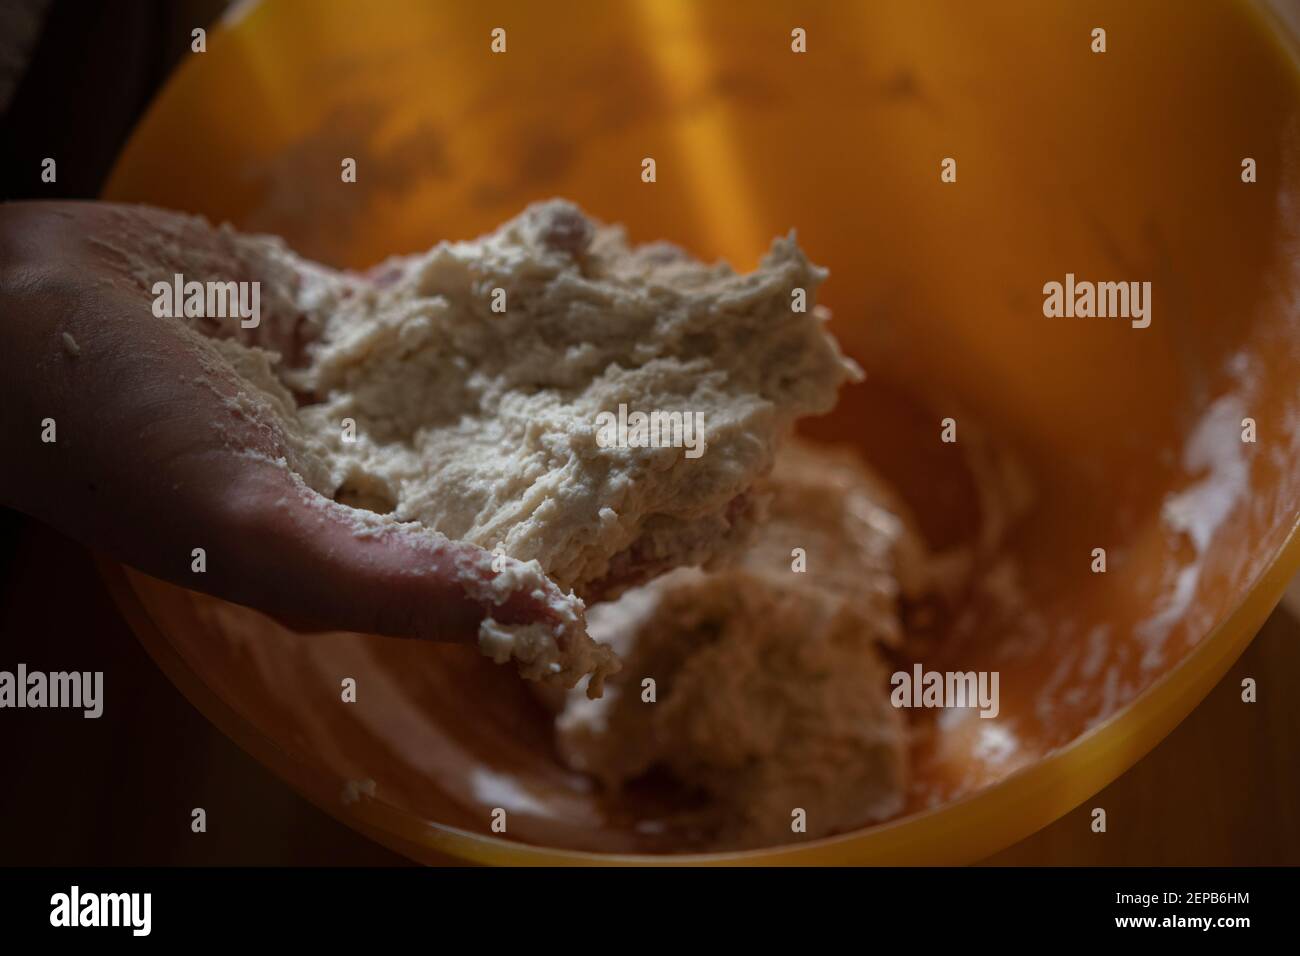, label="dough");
[554,441,916,848]
[101,201,858,692]
[283,200,858,600]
